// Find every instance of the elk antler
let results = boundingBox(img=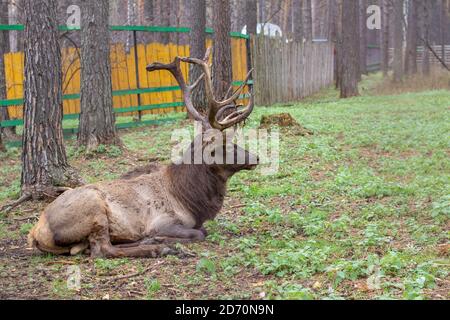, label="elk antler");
[146,47,254,131]
[146,56,207,127]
